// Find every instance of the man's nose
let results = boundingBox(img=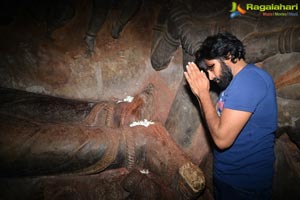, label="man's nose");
[207,71,215,80]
